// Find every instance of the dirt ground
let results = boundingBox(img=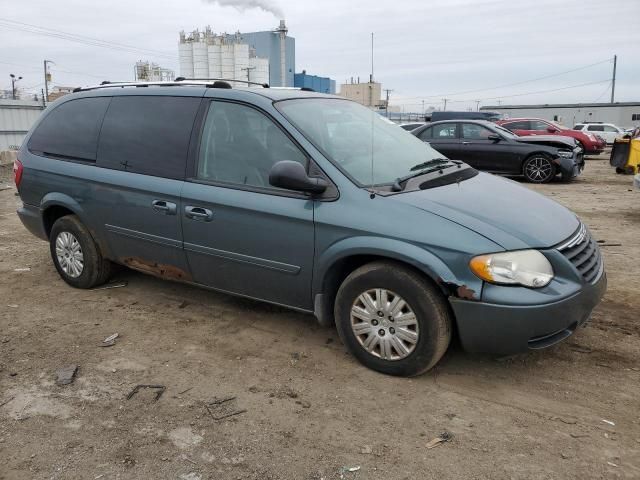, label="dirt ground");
[0,155,638,480]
